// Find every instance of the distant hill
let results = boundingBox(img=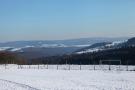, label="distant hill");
[125,37,135,46]
[31,37,135,65]
[75,42,112,53]
[16,47,82,59]
[0,37,129,59]
[75,37,135,54]
[0,37,129,47]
